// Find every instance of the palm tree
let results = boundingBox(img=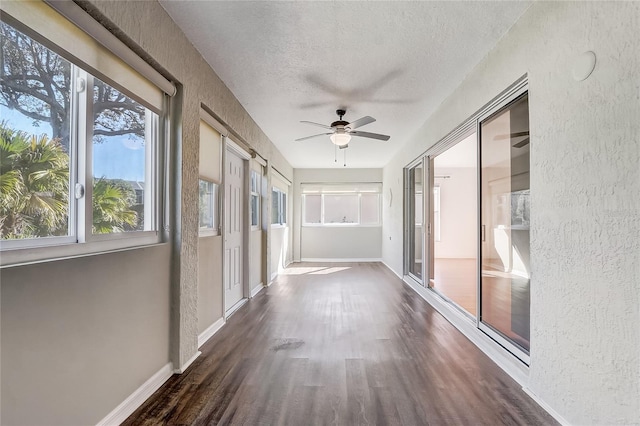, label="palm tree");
[1,122,139,238]
[92,178,138,234]
[0,123,69,238]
